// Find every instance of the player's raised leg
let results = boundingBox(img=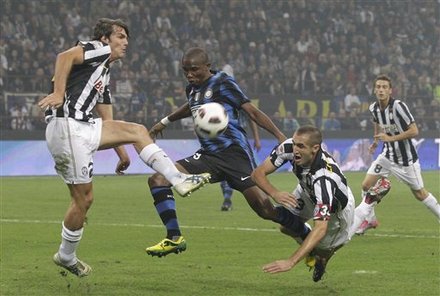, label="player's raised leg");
[100,120,211,197]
